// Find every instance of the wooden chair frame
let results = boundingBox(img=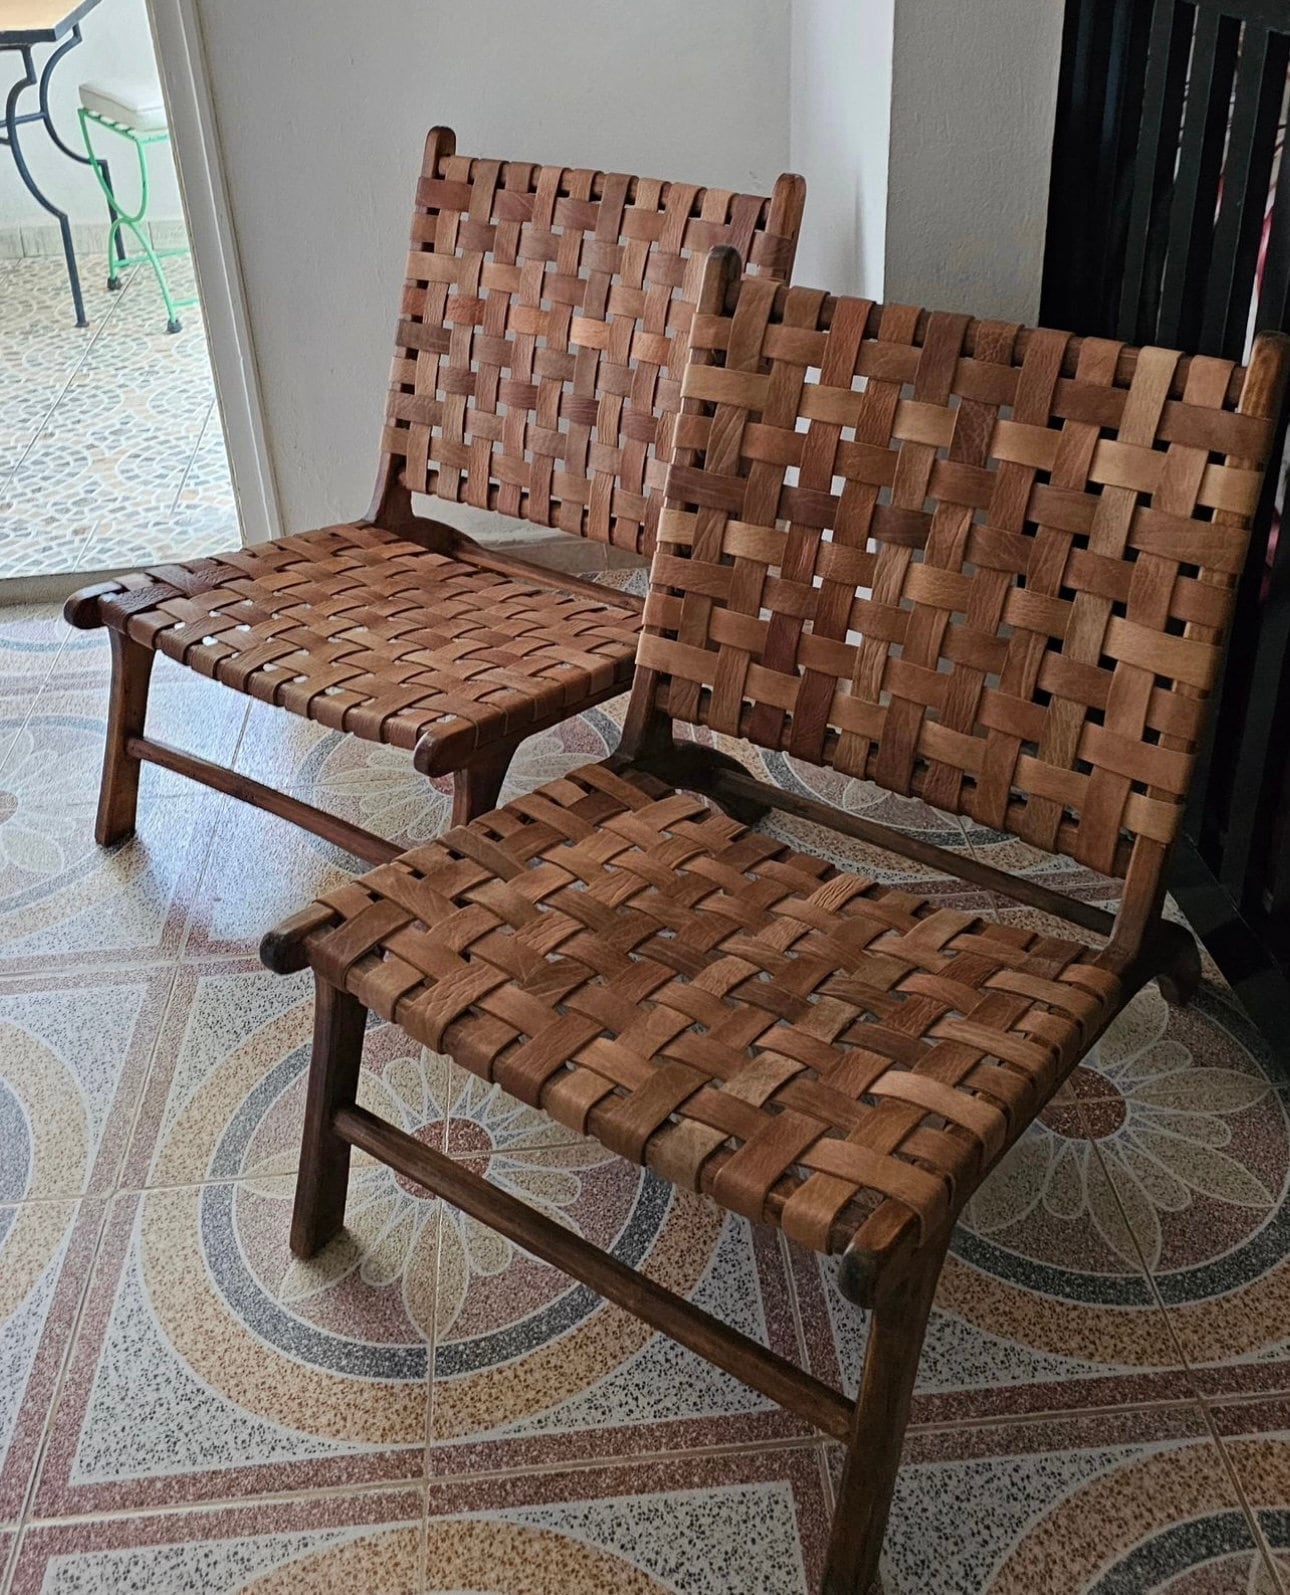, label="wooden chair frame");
[64,130,806,860]
[261,251,1290,1592]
